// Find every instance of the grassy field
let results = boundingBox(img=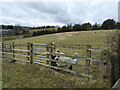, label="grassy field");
[3,58,108,88]
[2,30,116,88]
[4,30,114,46]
